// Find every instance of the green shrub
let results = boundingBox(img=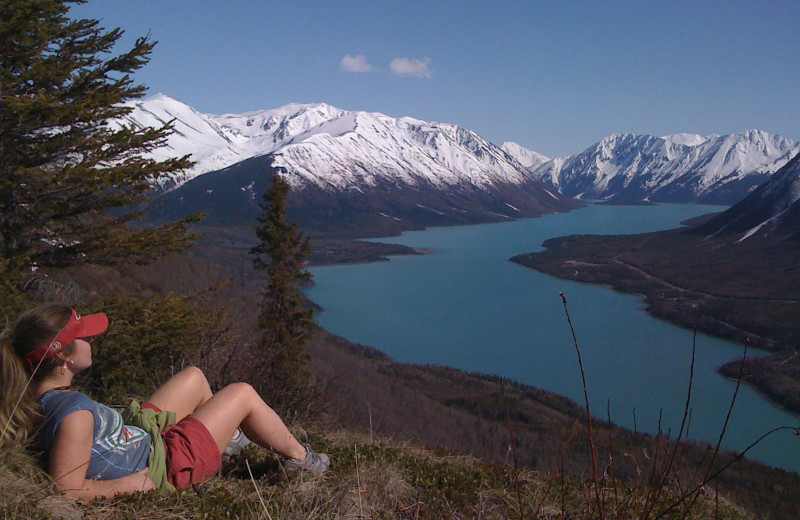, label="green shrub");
[80,294,204,402]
